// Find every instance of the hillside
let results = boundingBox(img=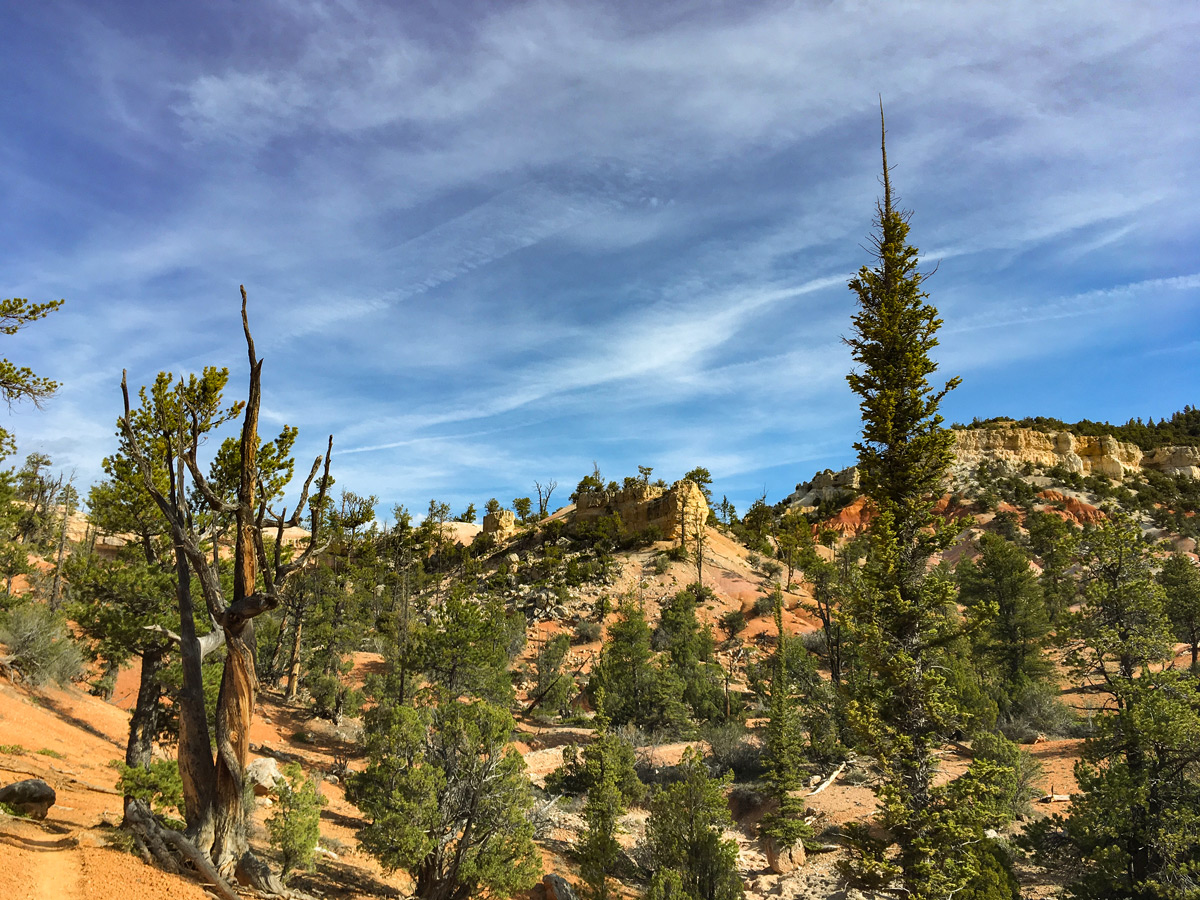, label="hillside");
[6,422,1197,900]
